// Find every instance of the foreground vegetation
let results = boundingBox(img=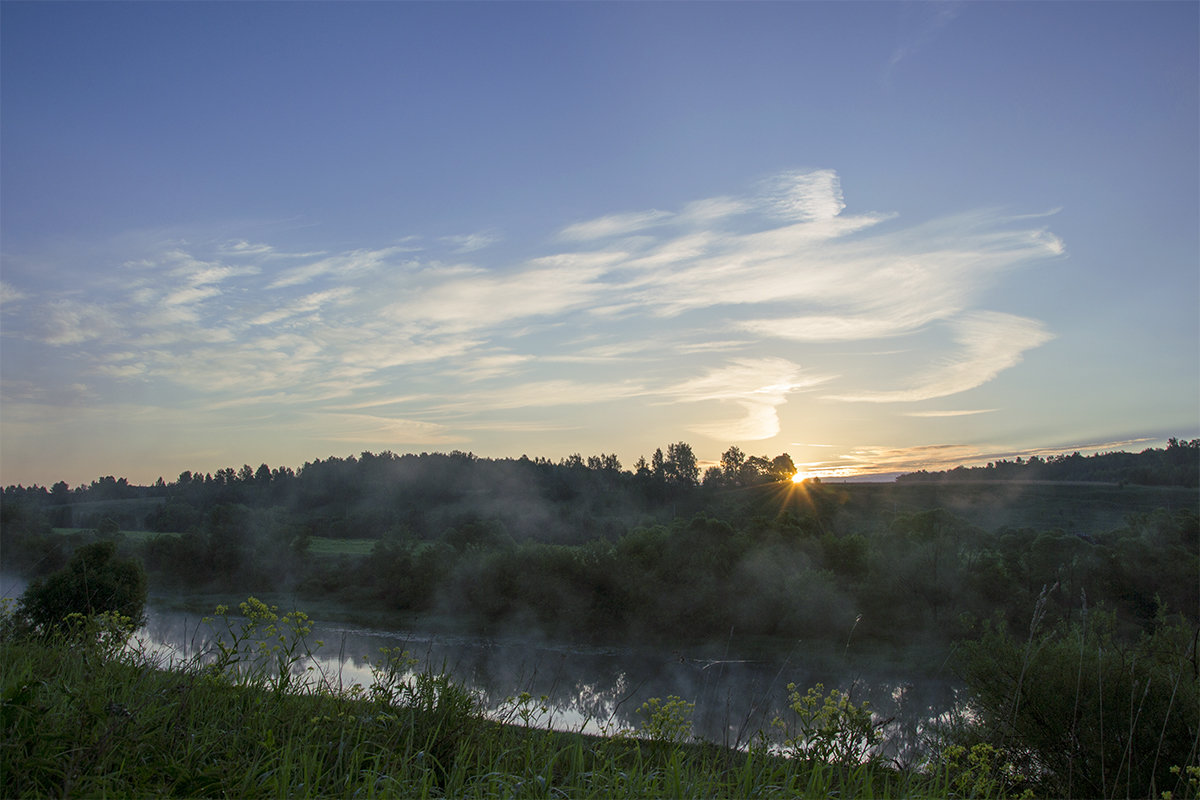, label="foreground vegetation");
[2,541,1197,798]
[2,596,1192,799]
[0,595,936,799]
